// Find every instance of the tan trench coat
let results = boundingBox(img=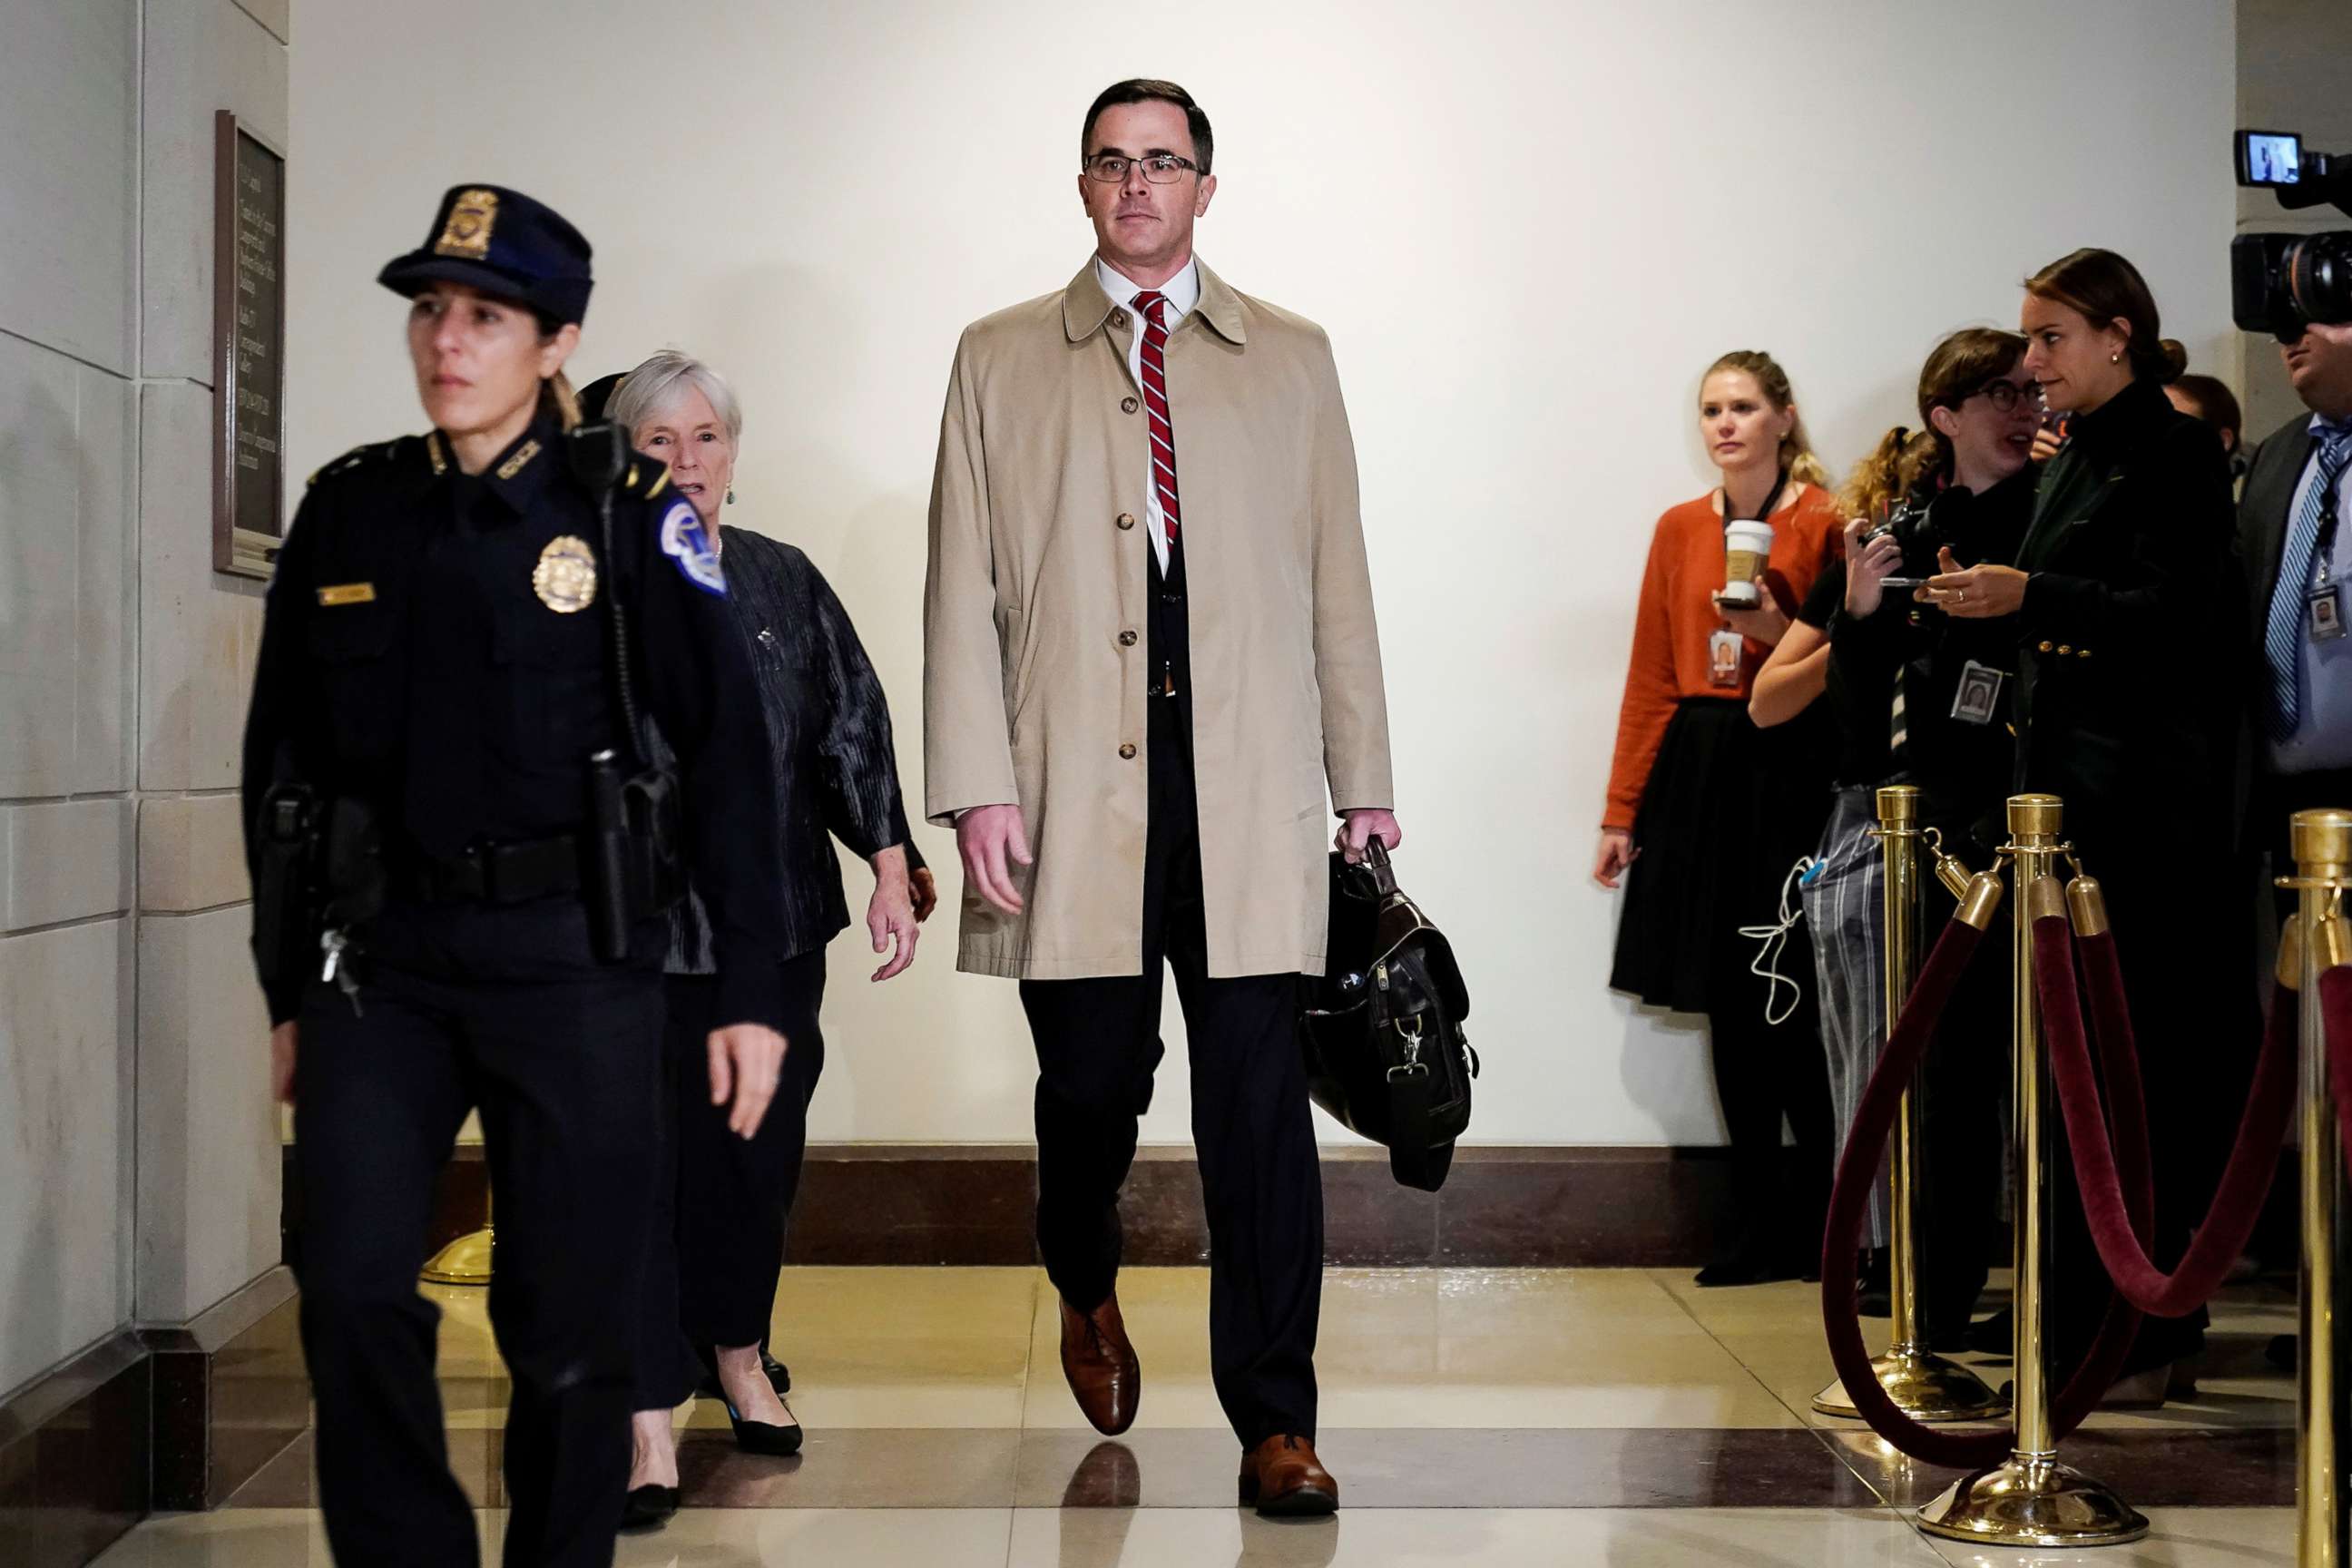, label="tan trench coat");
[923,259,1394,980]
